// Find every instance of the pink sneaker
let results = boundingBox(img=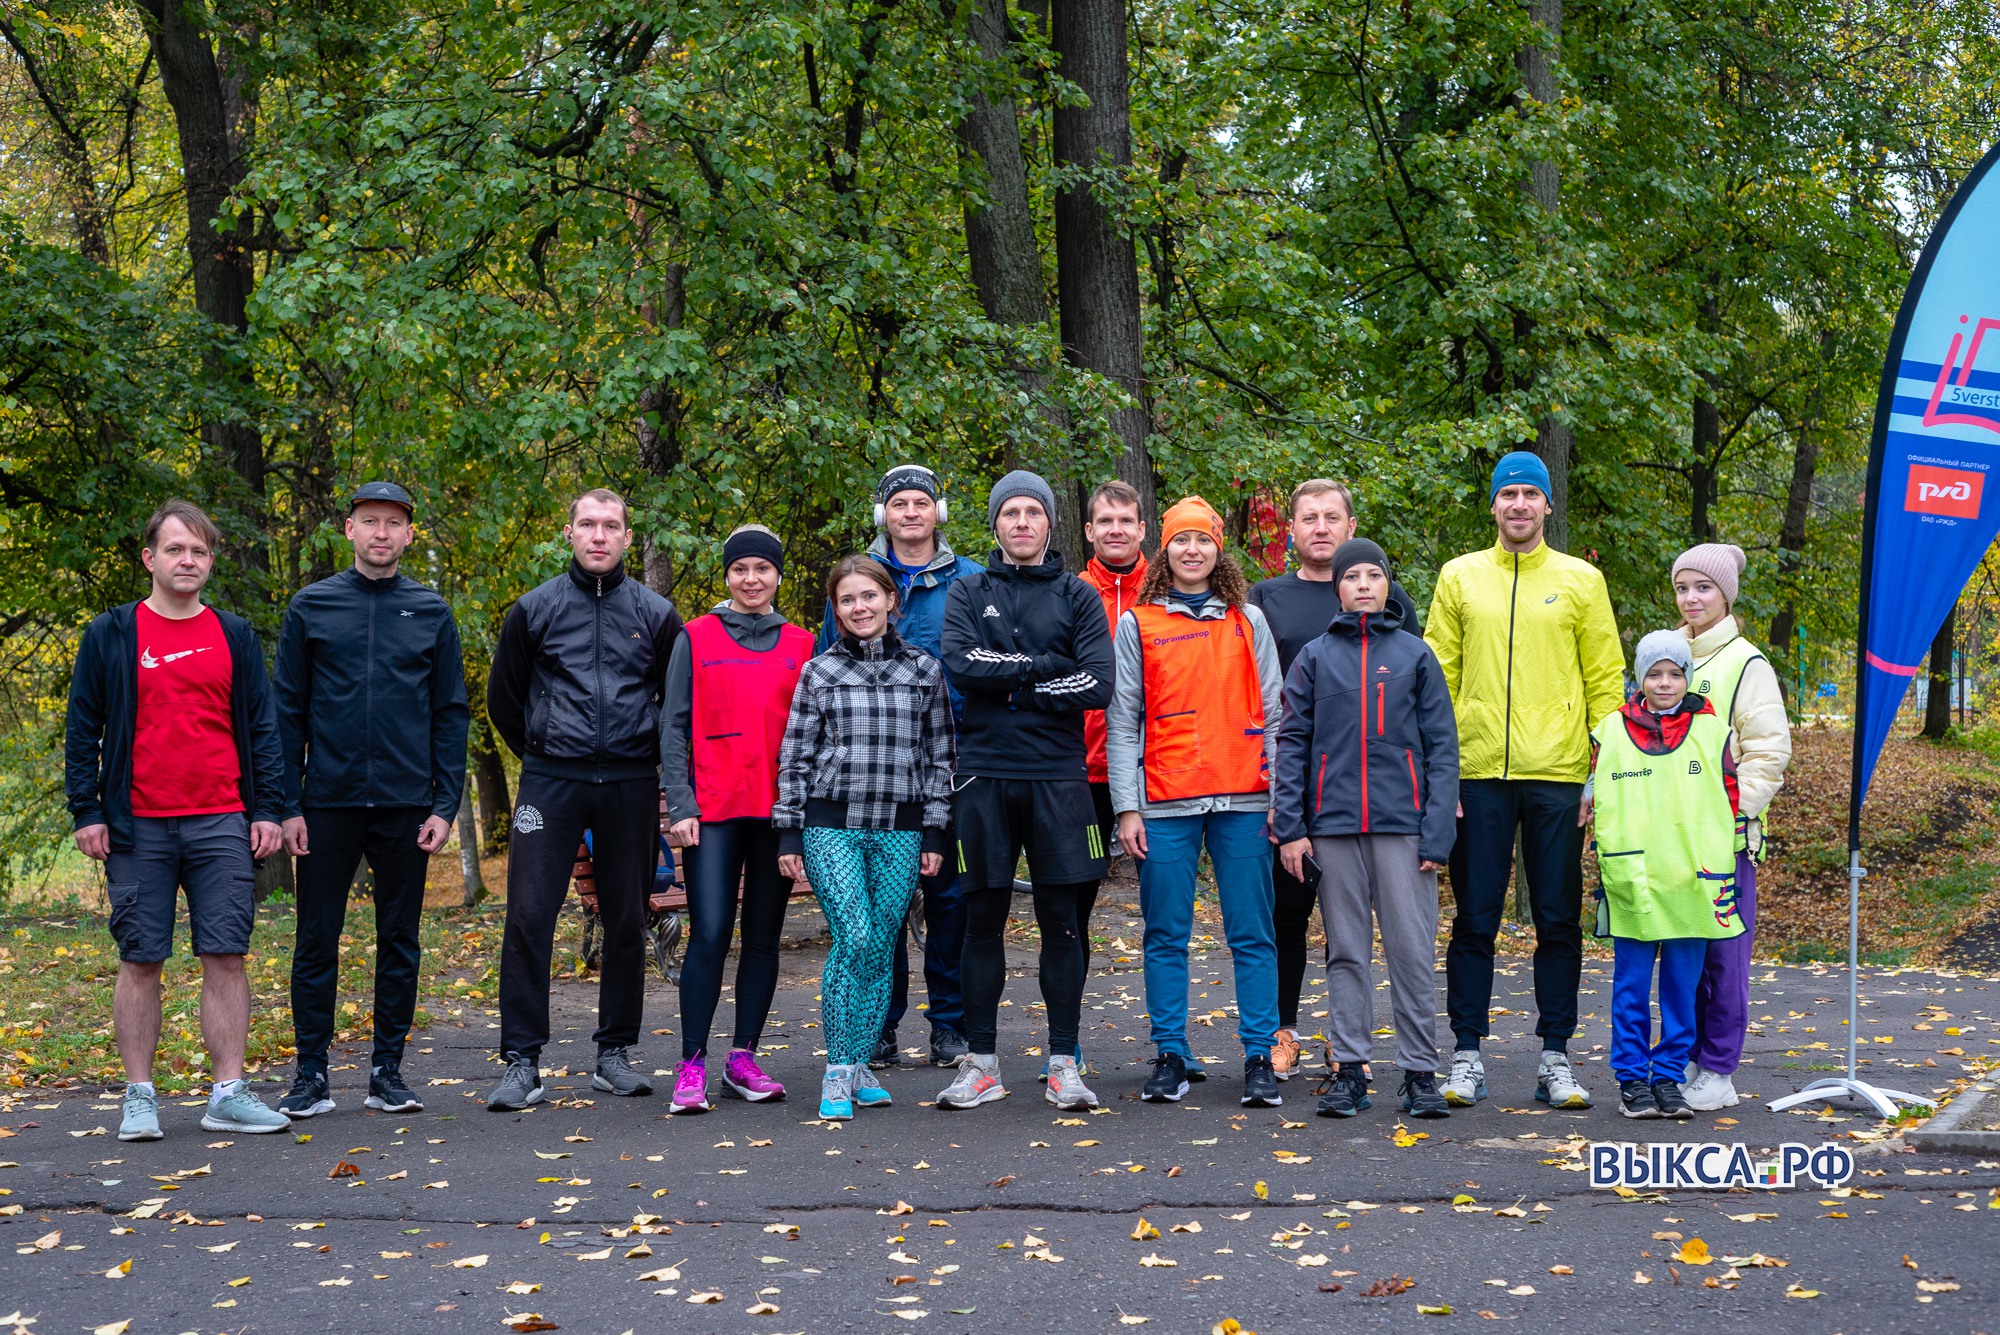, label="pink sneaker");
[723,1049,786,1103]
[670,1056,710,1114]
